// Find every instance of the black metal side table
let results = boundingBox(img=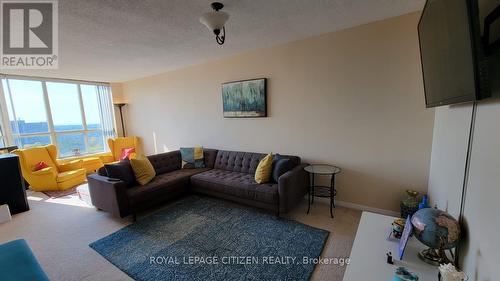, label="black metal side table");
[304,164,341,218]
